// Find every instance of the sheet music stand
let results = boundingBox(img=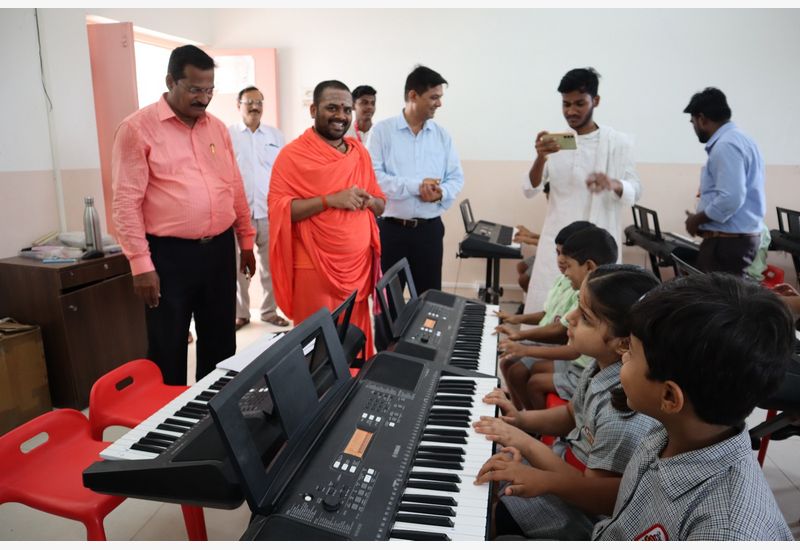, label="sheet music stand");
[771,206,800,286]
[626,205,700,281]
[375,258,418,343]
[208,309,352,516]
[330,290,365,368]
